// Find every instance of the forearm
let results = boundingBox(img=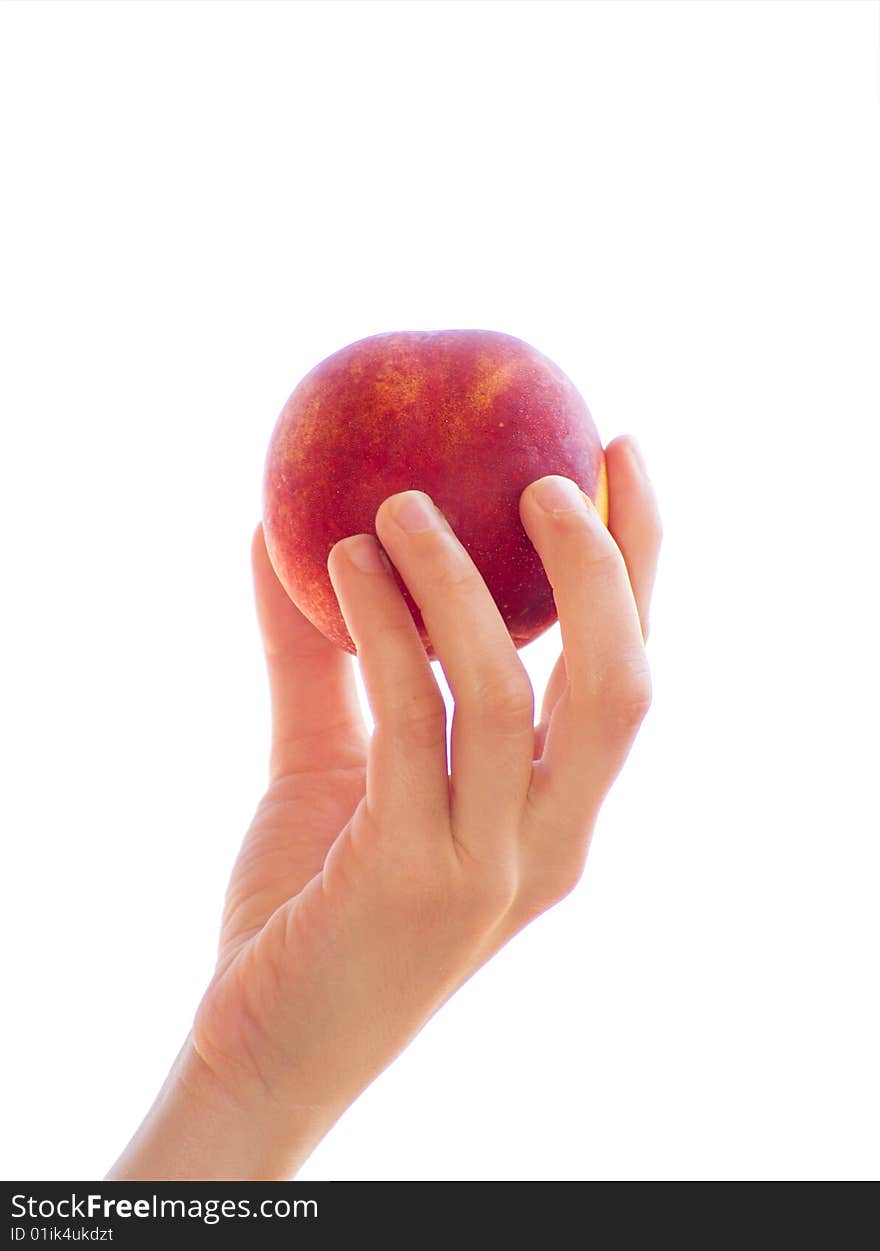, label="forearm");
[105,1033,321,1181]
